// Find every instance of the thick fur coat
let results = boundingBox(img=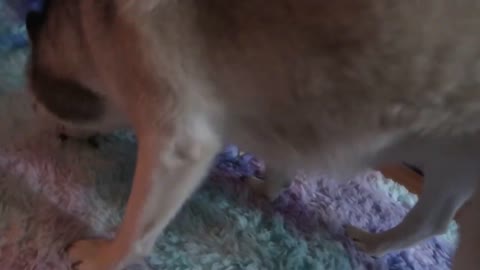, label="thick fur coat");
[25,1,480,269]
